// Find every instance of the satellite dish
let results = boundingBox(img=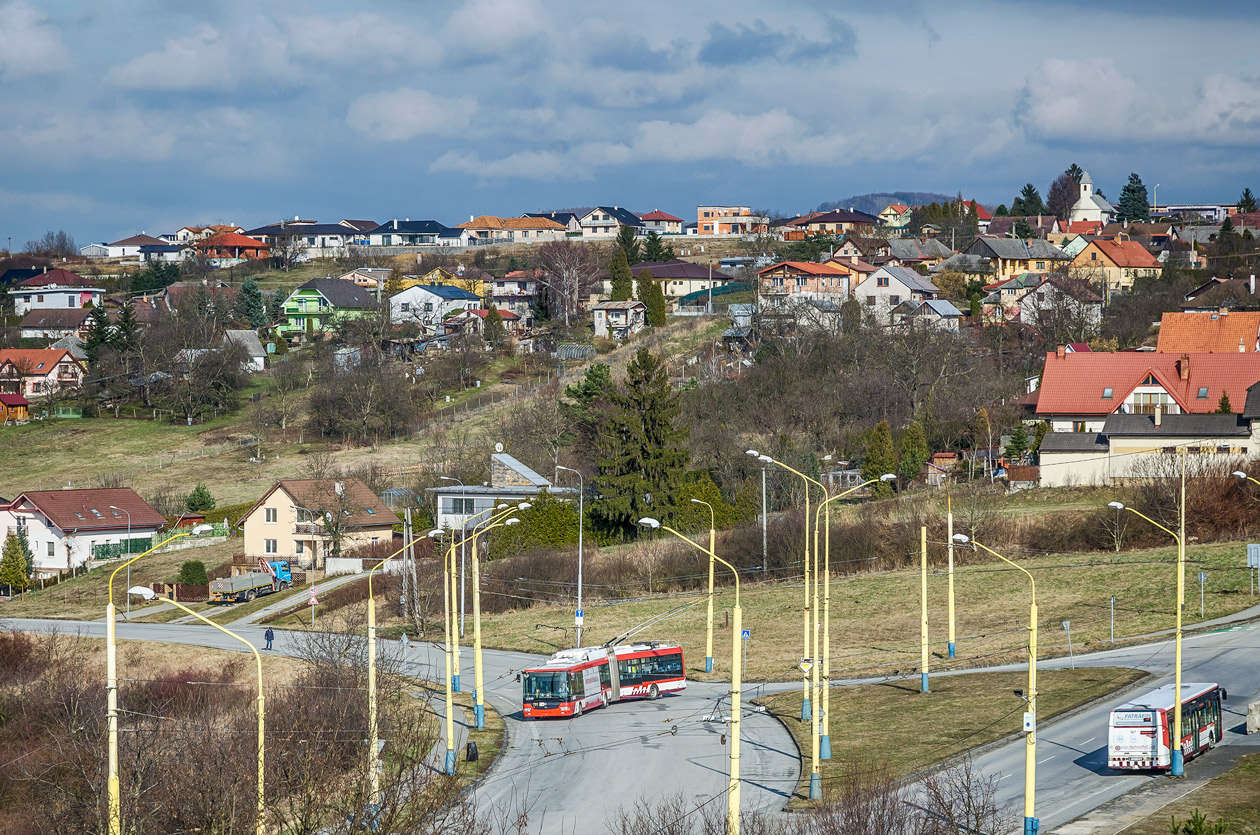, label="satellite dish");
[495,442,504,453]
